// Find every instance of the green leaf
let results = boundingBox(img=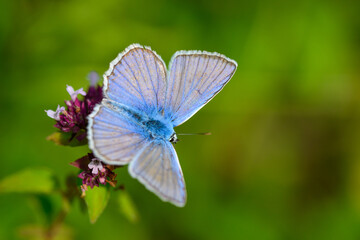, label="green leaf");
[47,131,87,147]
[117,190,140,223]
[35,195,55,224]
[0,168,55,194]
[84,187,110,224]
